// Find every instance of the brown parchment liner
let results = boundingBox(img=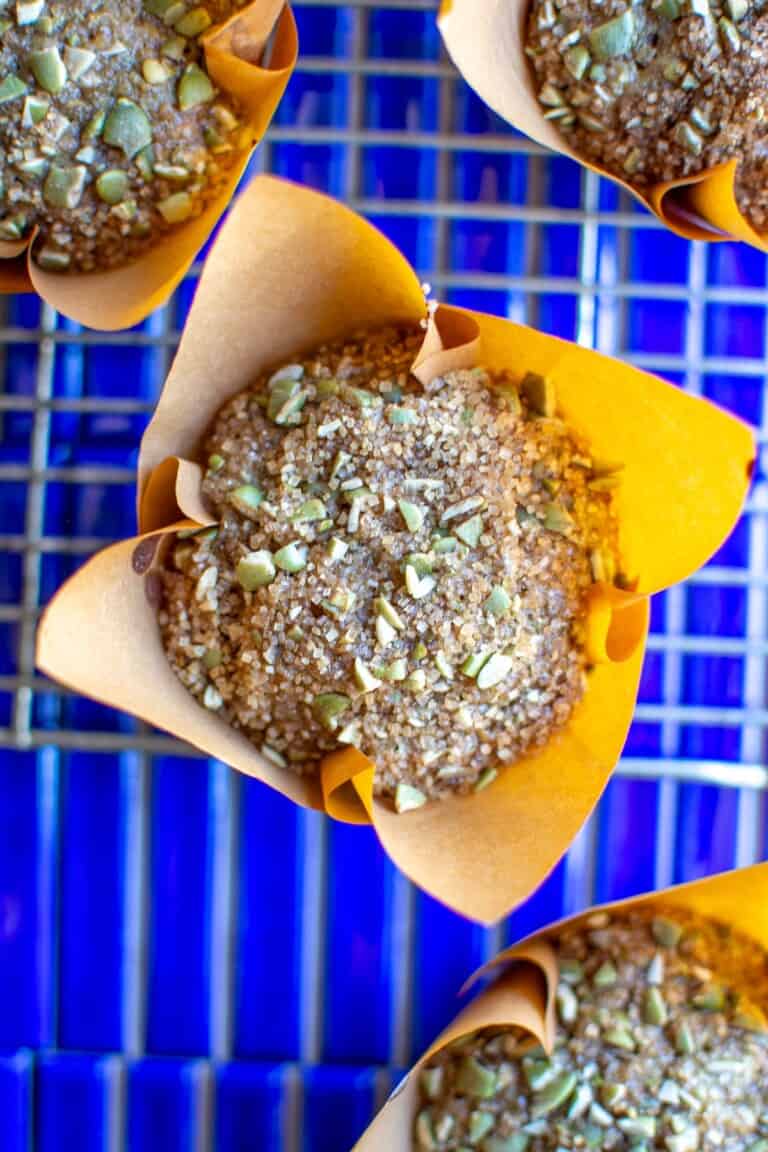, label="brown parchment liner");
[438,0,768,250]
[36,176,755,923]
[0,0,297,330]
[352,861,768,1150]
